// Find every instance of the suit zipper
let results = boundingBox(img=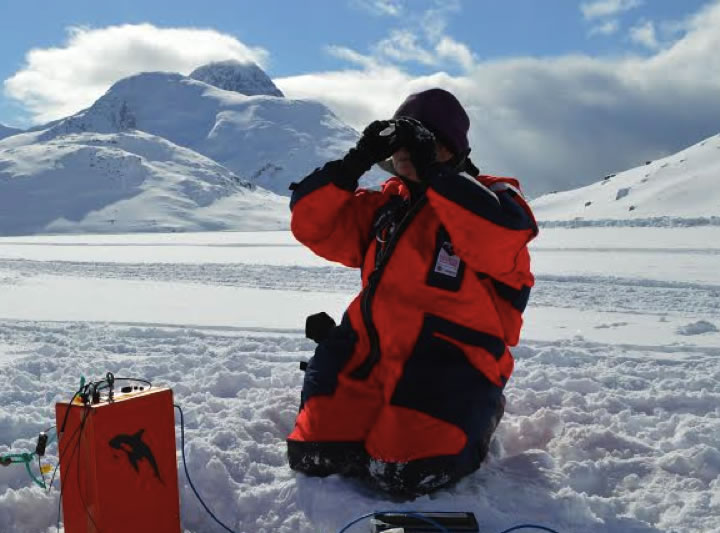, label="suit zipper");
[350,195,428,380]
